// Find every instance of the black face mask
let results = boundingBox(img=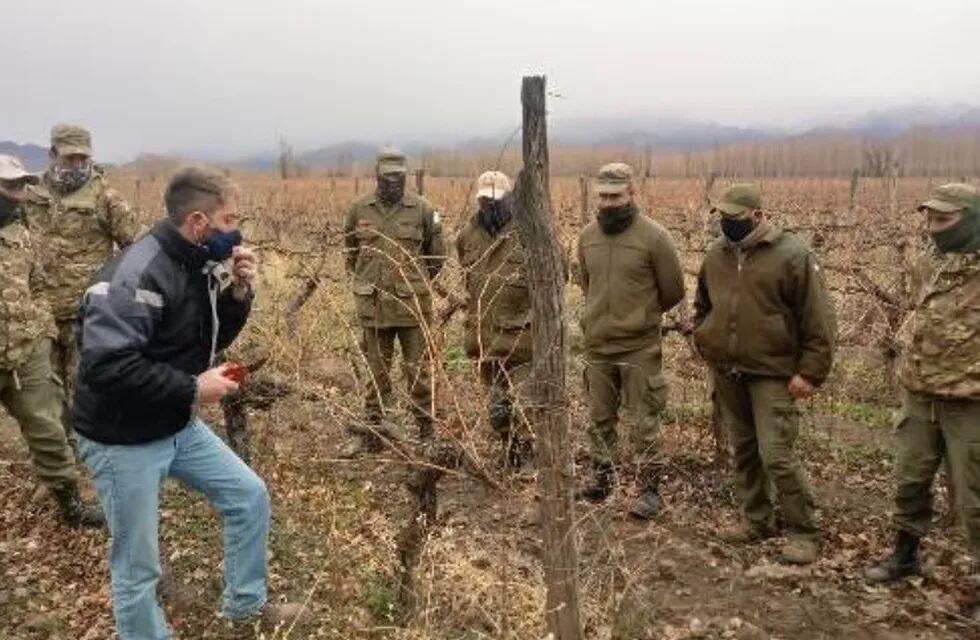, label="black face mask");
[721,217,755,242]
[930,210,980,254]
[0,193,19,228]
[477,198,513,236]
[597,203,636,235]
[377,174,406,205]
